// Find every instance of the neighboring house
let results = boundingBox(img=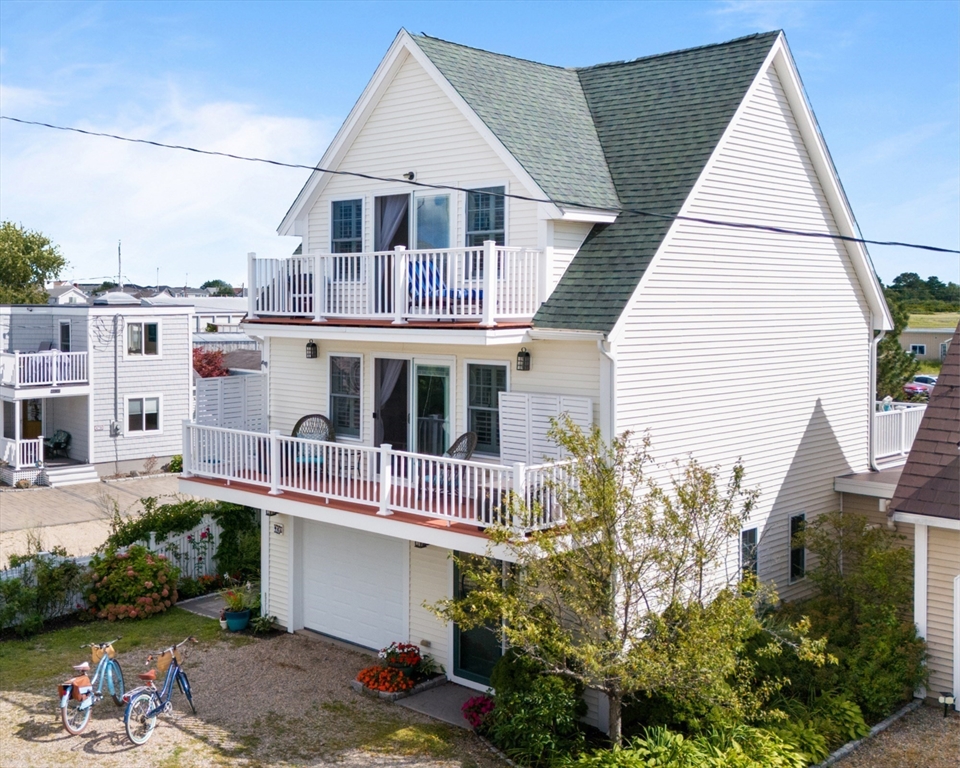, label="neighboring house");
[900,327,954,361]
[0,297,193,486]
[145,294,248,332]
[46,284,90,305]
[889,325,959,708]
[180,29,903,714]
